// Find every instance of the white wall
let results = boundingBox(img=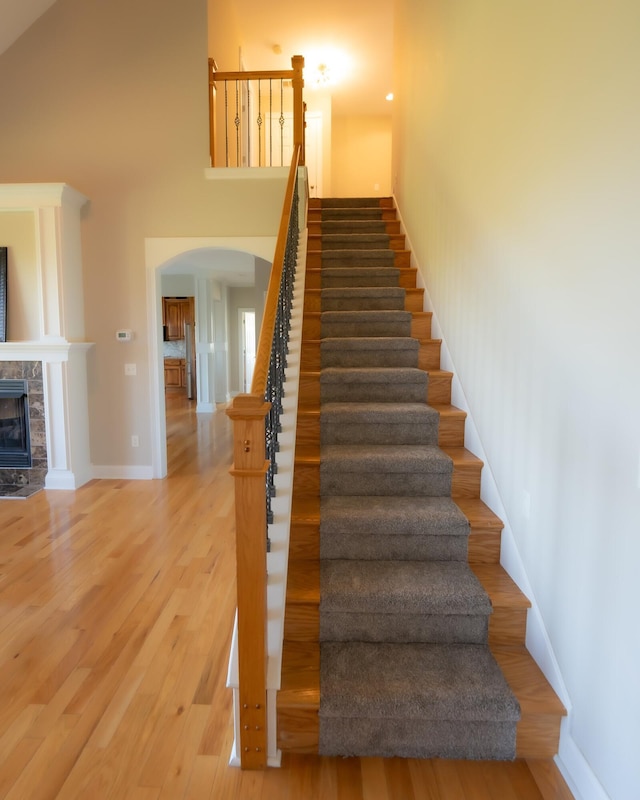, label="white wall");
[332,115,392,197]
[0,0,287,469]
[393,2,640,798]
